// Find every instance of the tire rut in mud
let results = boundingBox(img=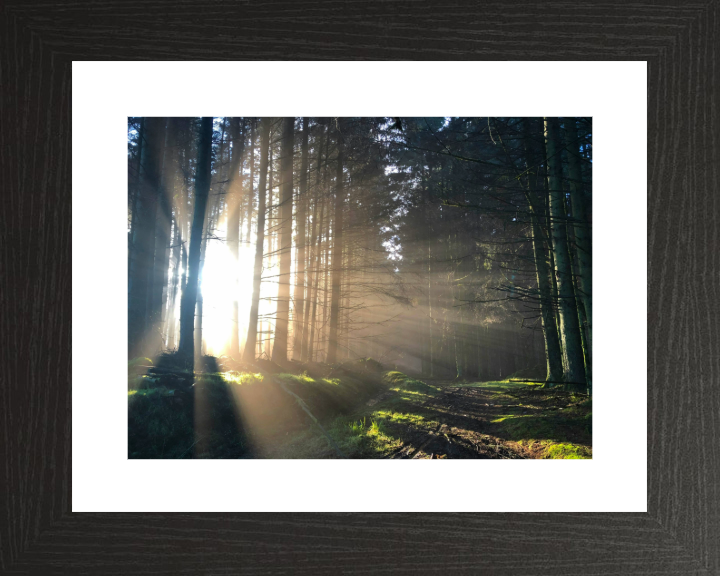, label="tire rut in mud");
[385,385,526,459]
